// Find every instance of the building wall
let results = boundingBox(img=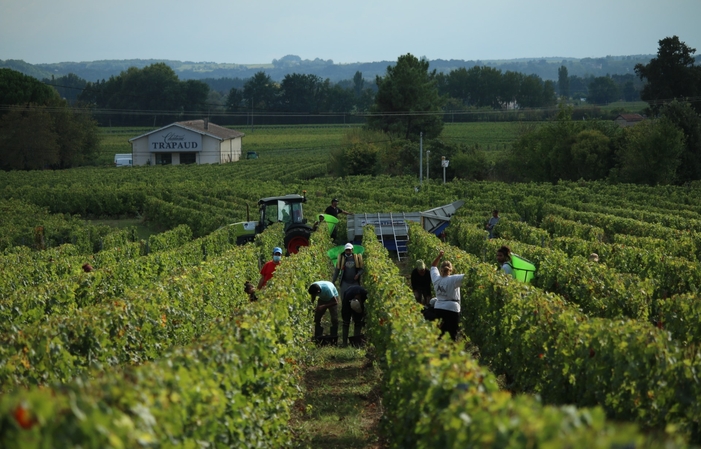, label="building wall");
[130,135,243,165]
[220,138,242,163]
